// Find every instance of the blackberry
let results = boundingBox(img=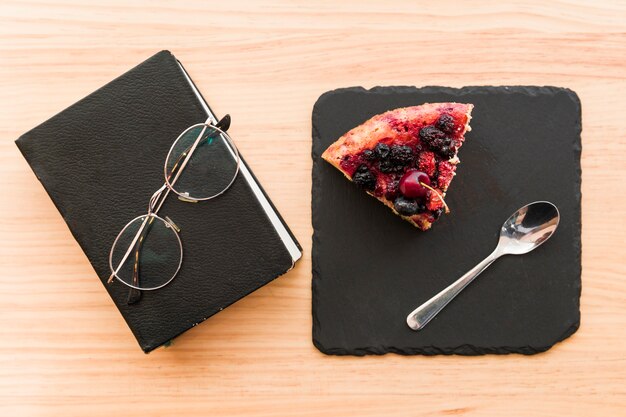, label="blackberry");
[389,145,414,167]
[356,164,370,174]
[419,125,454,158]
[362,149,376,160]
[380,160,408,173]
[436,114,456,134]
[432,207,444,220]
[432,136,452,150]
[374,143,390,159]
[352,166,376,191]
[439,145,456,160]
[394,196,419,216]
[419,126,446,145]
[378,159,394,173]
